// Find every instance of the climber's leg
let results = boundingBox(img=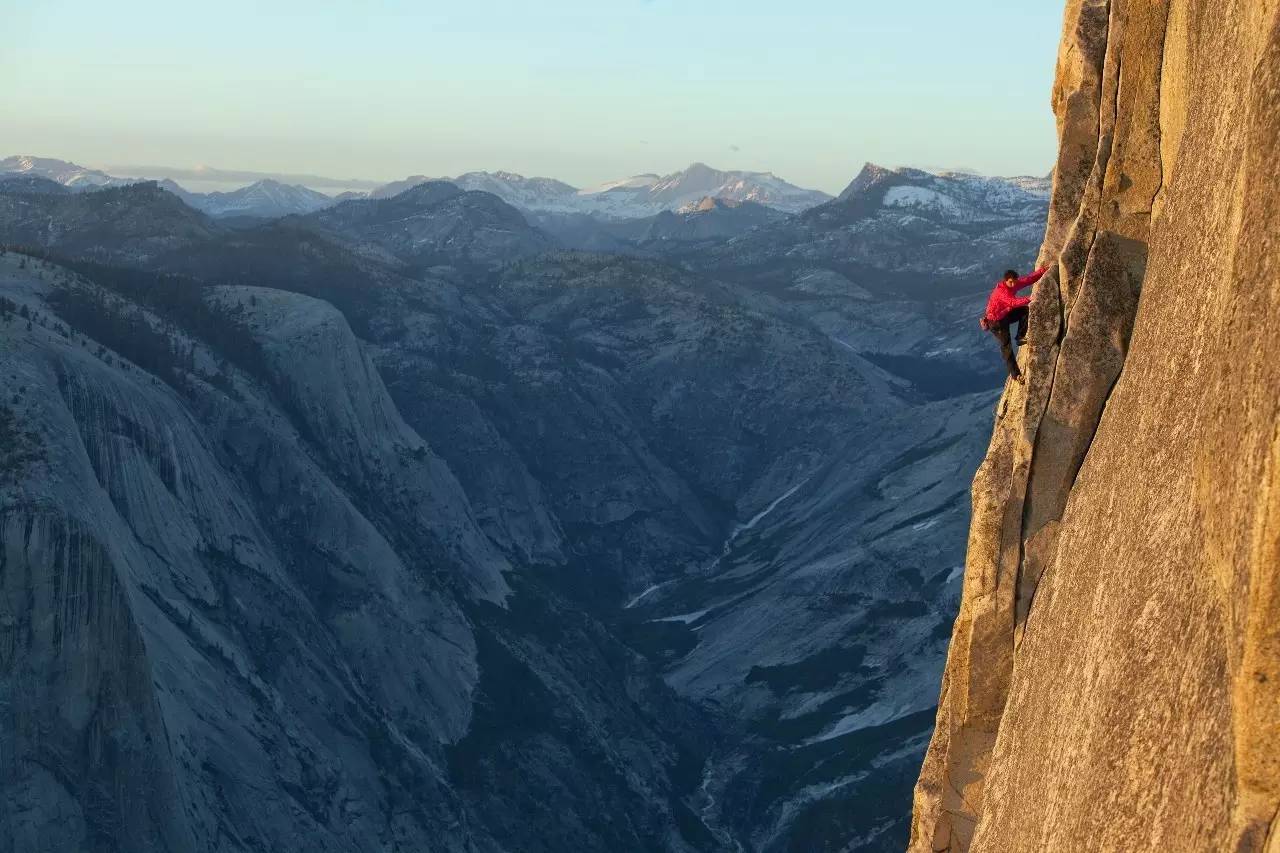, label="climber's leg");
[1008,306,1029,345]
[992,323,1021,380]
